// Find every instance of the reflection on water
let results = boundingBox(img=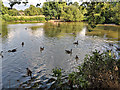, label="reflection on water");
[86,25,120,41]
[79,27,87,37]
[1,22,120,88]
